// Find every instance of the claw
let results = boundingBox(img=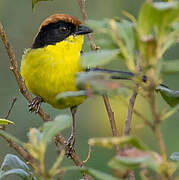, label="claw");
[29,96,43,113]
[65,134,75,158]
